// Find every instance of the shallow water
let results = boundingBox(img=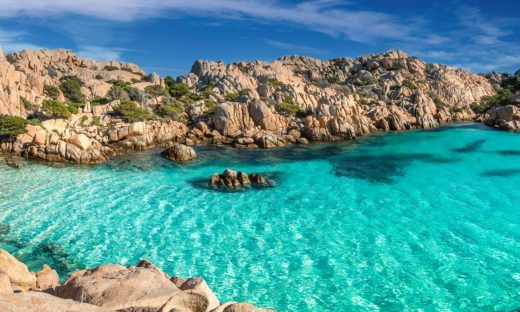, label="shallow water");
[1,123,519,311]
